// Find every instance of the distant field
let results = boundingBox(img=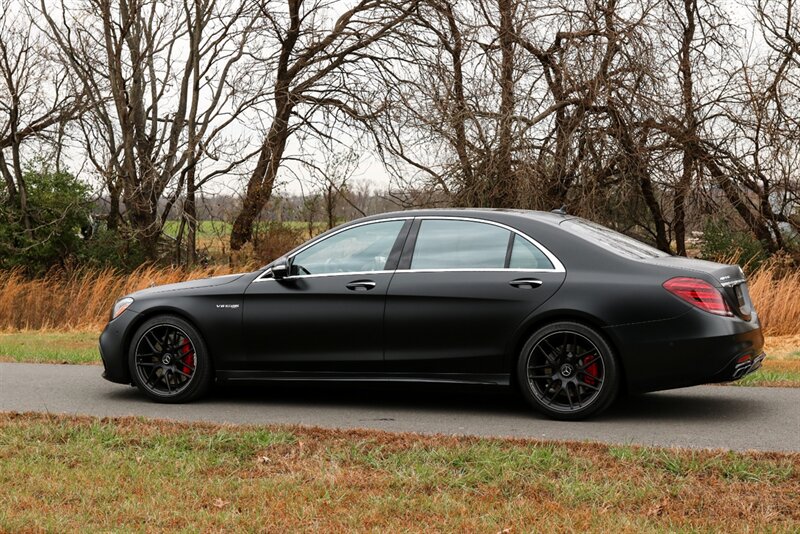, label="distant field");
[162,220,328,256]
[0,413,797,532]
